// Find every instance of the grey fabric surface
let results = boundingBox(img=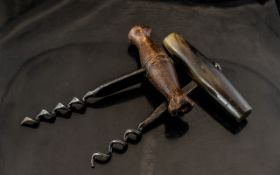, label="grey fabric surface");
[0,0,280,174]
